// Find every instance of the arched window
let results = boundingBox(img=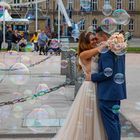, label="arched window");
[129,0,135,11]
[129,19,134,31]
[92,19,97,30]
[80,20,85,30]
[91,0,98,11]
[67,0,73,11]
[116,0,122,9]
